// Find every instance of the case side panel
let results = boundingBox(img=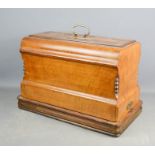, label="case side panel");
[20,52,118,121]
[117,42,141,121]
[20,79,117,122]
[21,53,118,99]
